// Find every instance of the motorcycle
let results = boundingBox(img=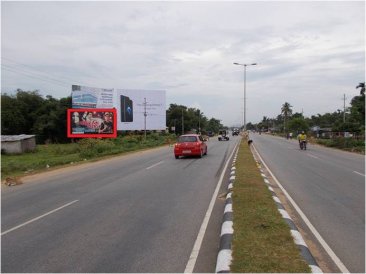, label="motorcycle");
[299,140,307,150]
